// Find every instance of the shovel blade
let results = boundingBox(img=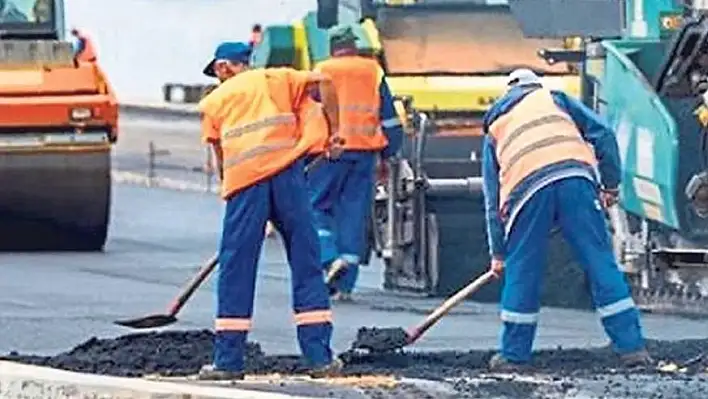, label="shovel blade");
[351,327,410,353]
[113,314,178,329]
